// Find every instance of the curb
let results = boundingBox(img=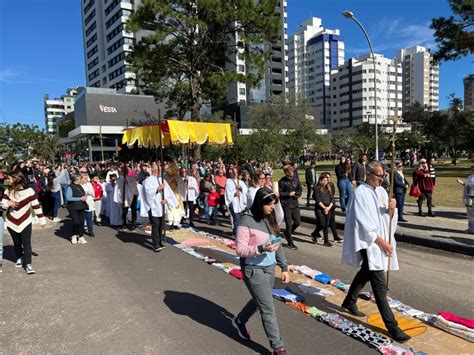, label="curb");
[300,215,474,257]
